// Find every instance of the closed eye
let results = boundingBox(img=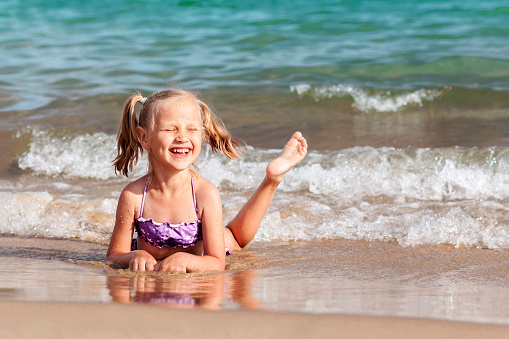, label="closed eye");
[187,125,202,132]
